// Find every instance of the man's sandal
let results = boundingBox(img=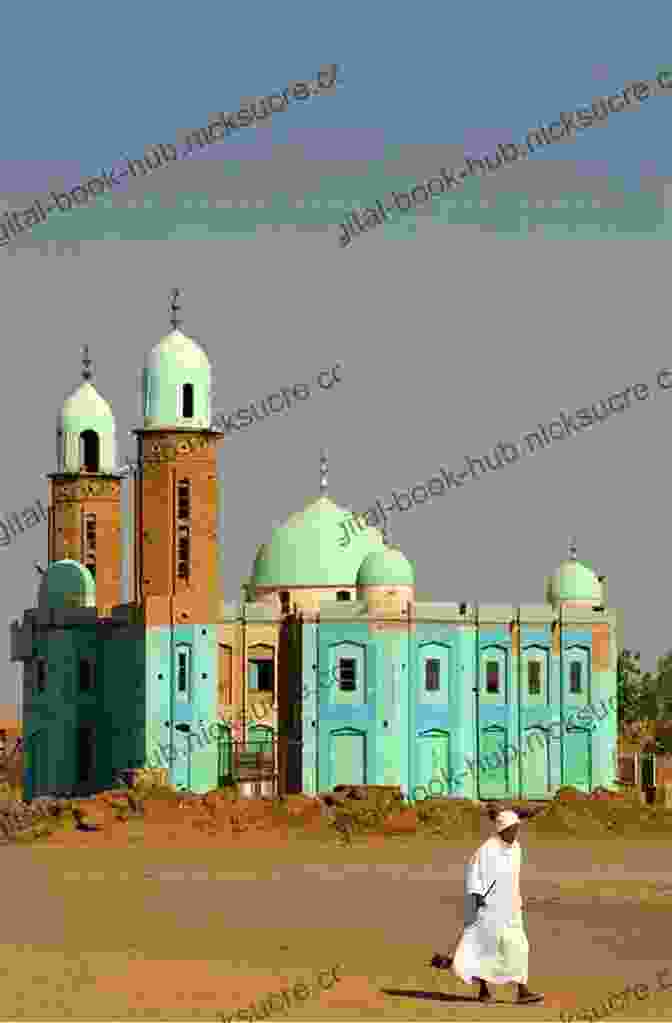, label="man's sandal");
[518,992,544,1004]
